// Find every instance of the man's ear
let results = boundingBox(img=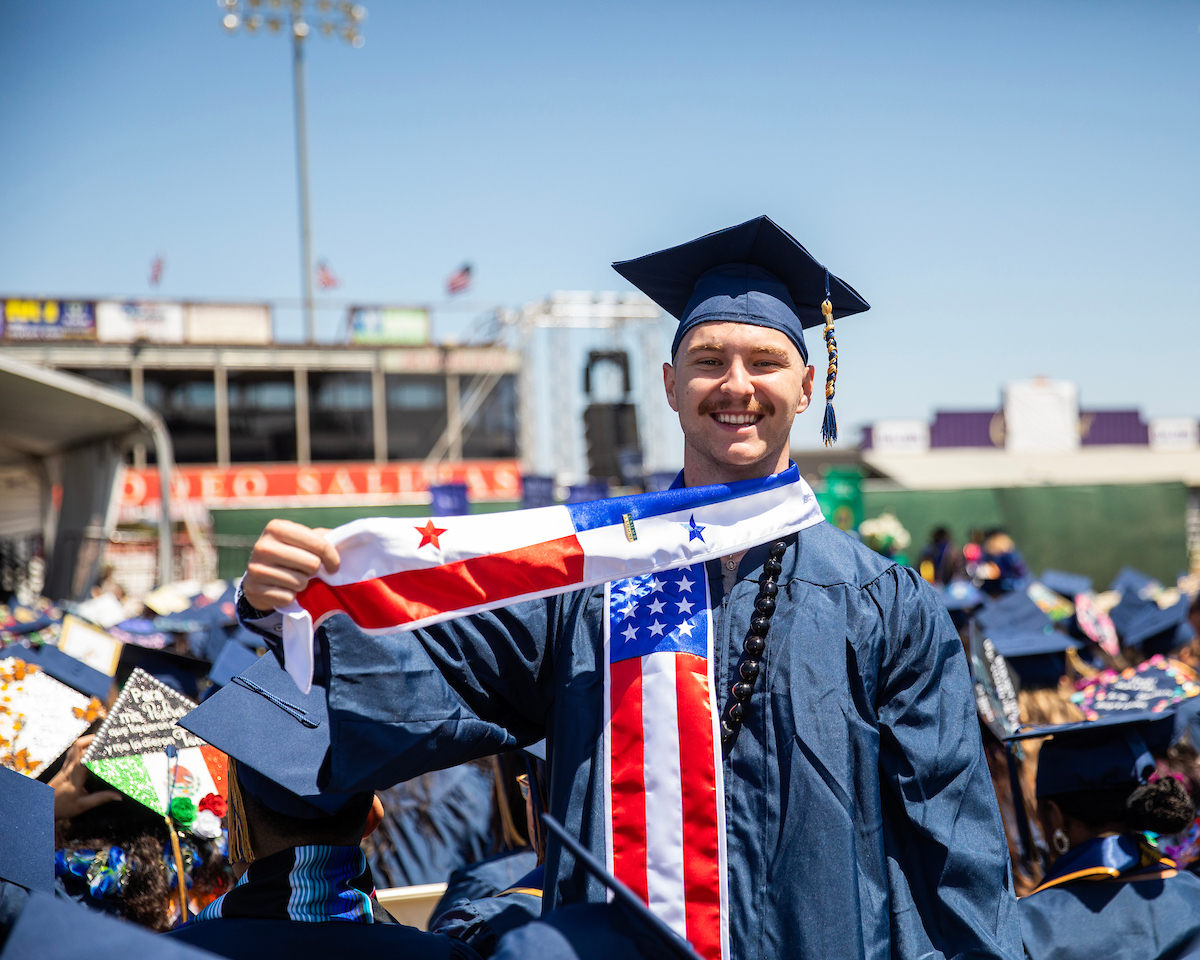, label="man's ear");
[663,362,679,412]
[362,794,385,840]
[794,365,815,414]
